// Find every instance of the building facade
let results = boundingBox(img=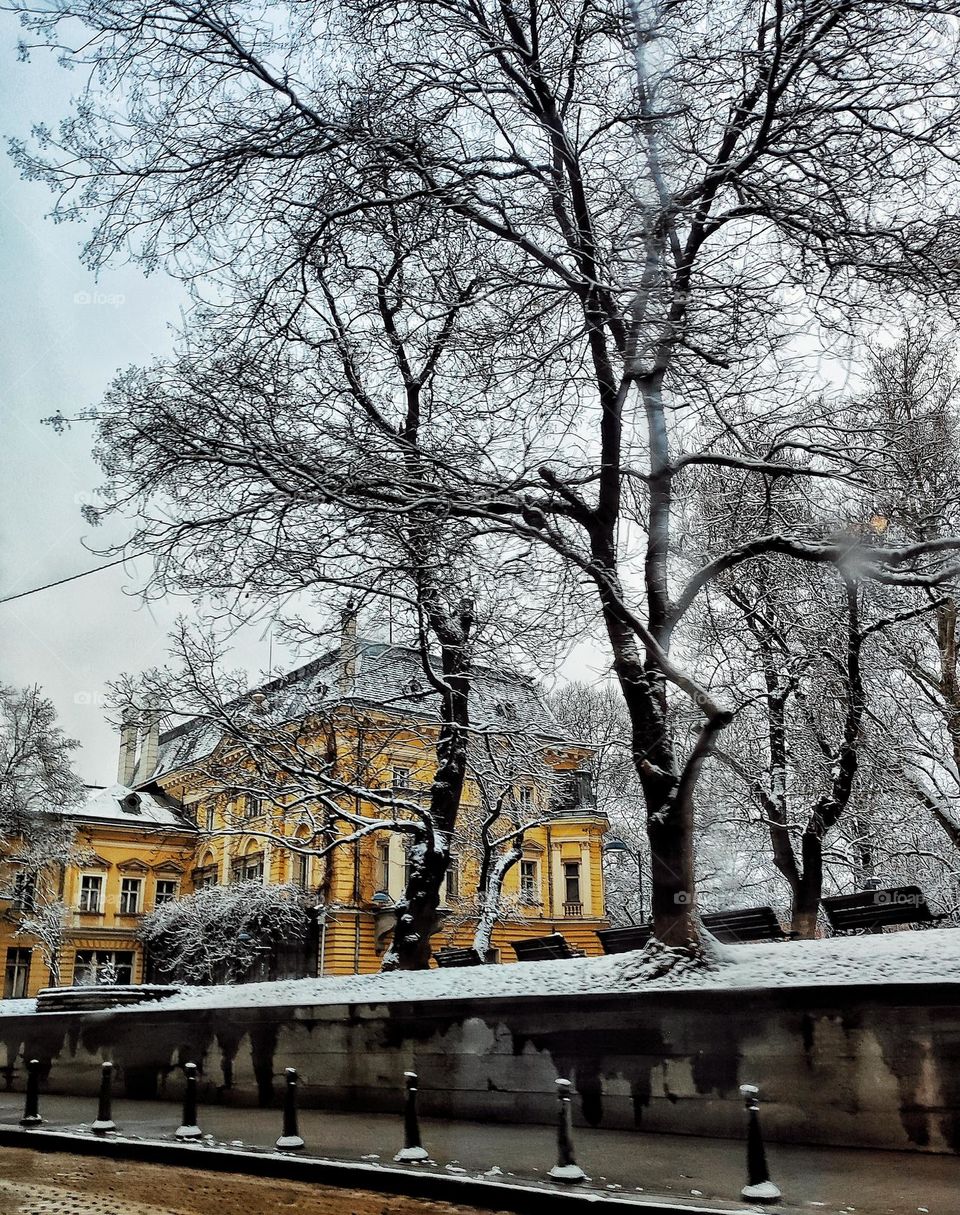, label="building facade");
[1,637,609,995]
